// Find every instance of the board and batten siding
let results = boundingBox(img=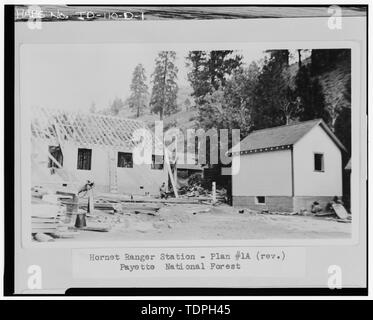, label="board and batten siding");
[231,149,293,196]
[293,125,342,197]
